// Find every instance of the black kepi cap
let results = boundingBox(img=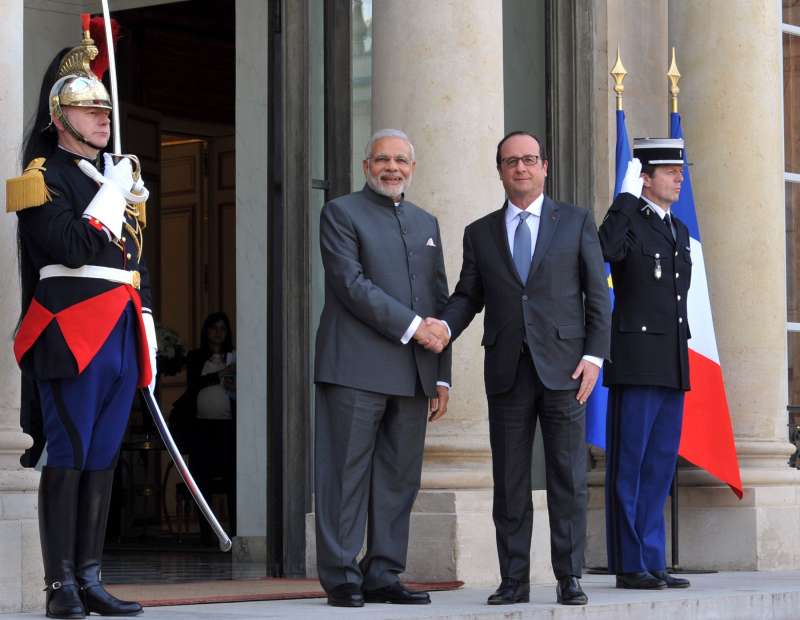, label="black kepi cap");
[633,138,685,166]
